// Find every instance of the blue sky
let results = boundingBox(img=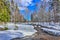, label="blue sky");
[14,0,49,21]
